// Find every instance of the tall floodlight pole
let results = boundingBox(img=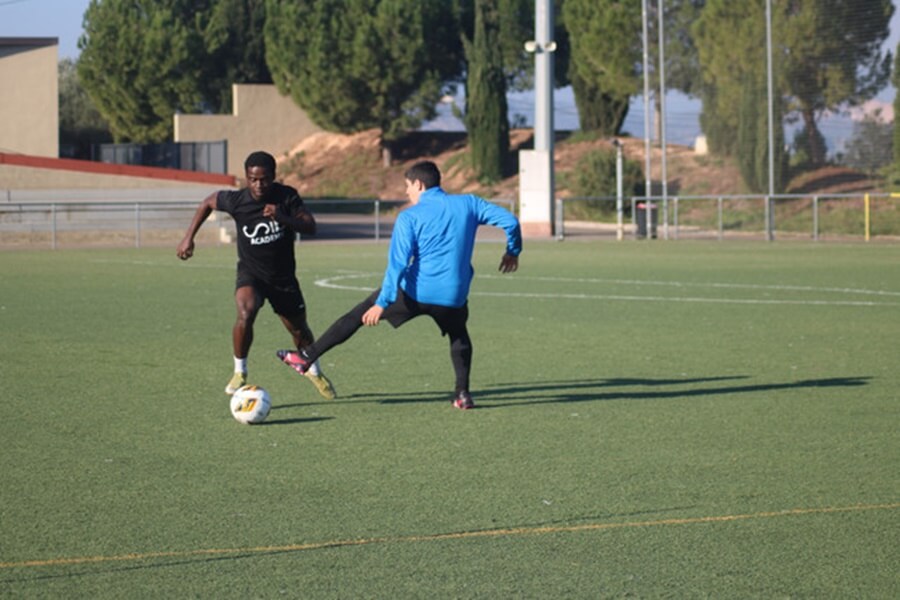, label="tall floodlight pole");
[766,0,775,240]
[533,1,554,156]
[642,0,652,211]
[614,139,624,240]
[519,0,556,238]
[657,0,668,240]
